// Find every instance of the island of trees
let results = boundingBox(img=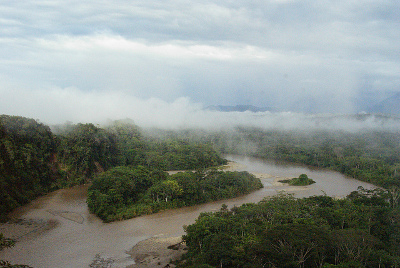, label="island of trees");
[279,174,316,186]
[0,115,239,220]
[3,113,400,267]
[87,168,262,222]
